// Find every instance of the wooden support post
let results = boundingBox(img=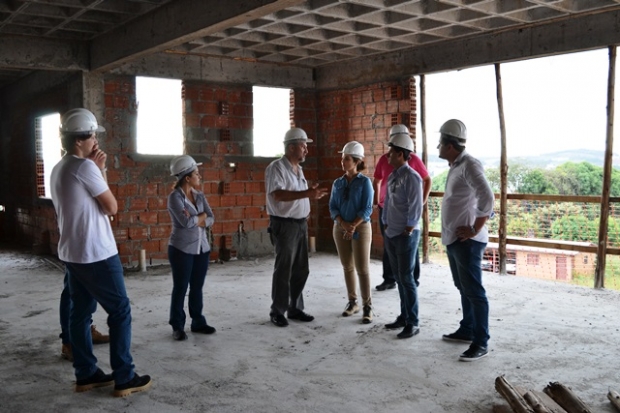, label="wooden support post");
[420,74,429,264]
[495,63,508,276]
[495,376,535,413]
[609,390,620,412]
[543,382,593,413]
[595,45,616,288]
